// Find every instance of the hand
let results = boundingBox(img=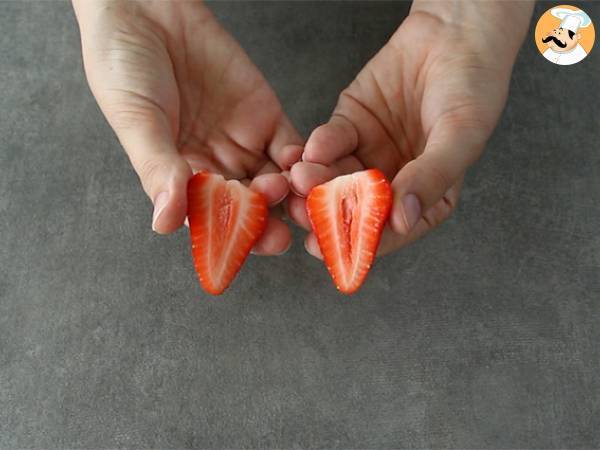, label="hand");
[289,2,532,257]
[73,0,302,254]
